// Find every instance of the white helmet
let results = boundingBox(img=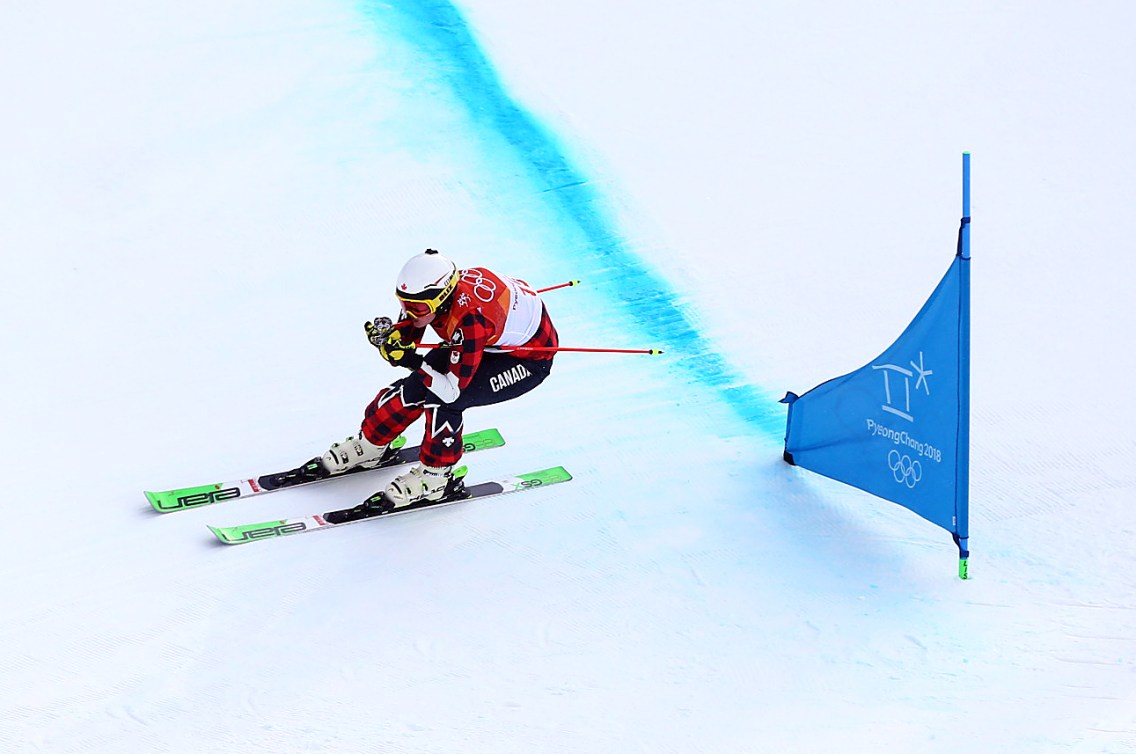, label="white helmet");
[395,249,459,317]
